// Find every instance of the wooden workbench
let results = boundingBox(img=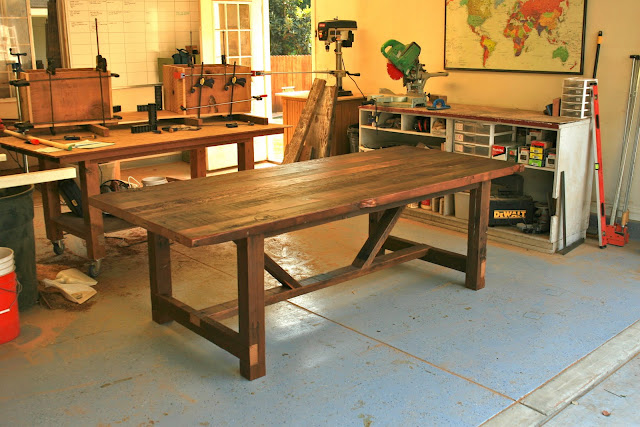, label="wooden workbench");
[90,146,524,380]
[0,117,286,276]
